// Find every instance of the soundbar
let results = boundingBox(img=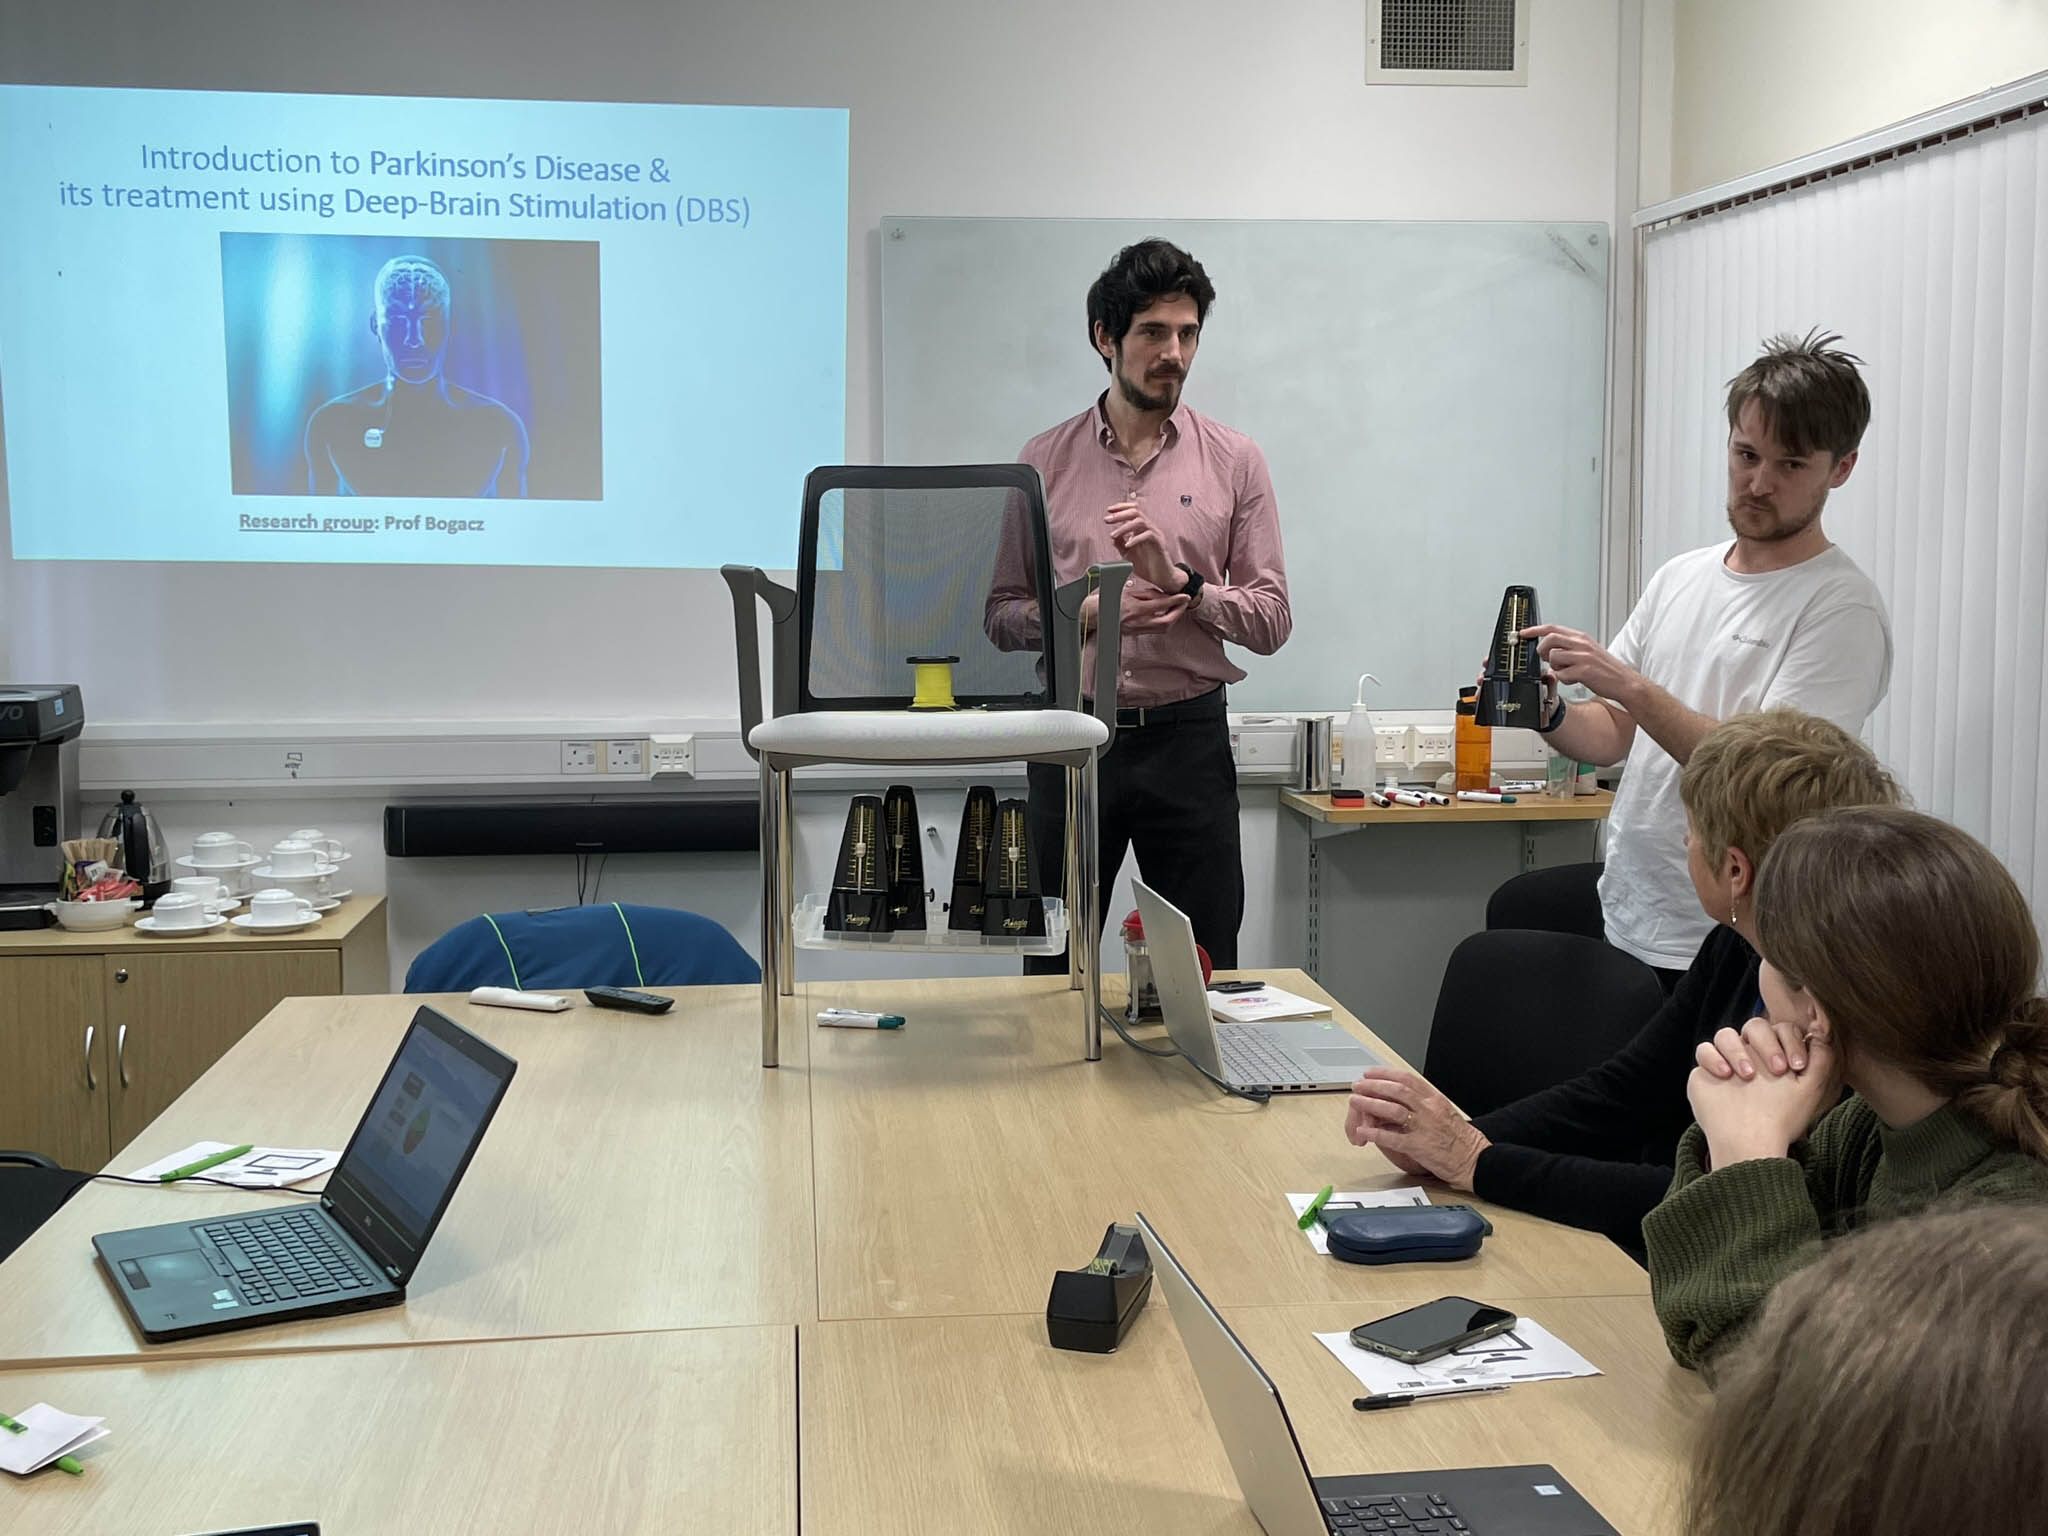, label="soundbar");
[384,799,757,858]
